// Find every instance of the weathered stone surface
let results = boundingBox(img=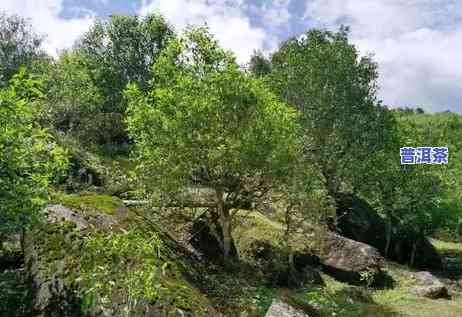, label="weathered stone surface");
[321,231,383,270]
[318,231,384,284]
[265,299,310,317]
[25,204,221,317]
[409,271,449,299]
[24,205,100,316]
[44,204,90,230]
[336,193,442,270]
